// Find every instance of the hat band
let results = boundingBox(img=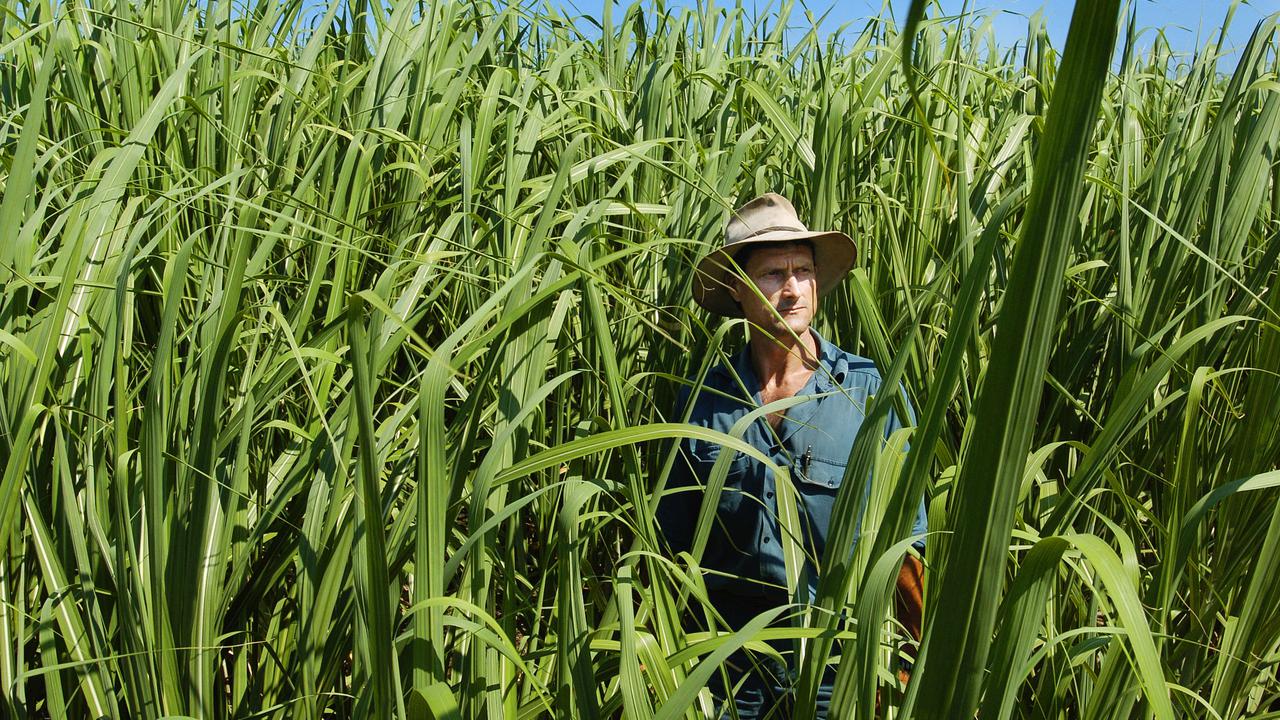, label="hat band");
[736,224,807,241]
